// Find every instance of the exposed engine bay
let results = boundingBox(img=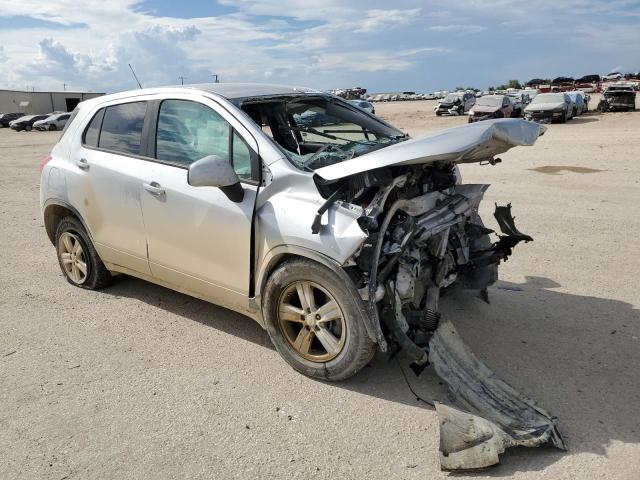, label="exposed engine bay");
[314,161,531,368]
[314,161,565,470]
